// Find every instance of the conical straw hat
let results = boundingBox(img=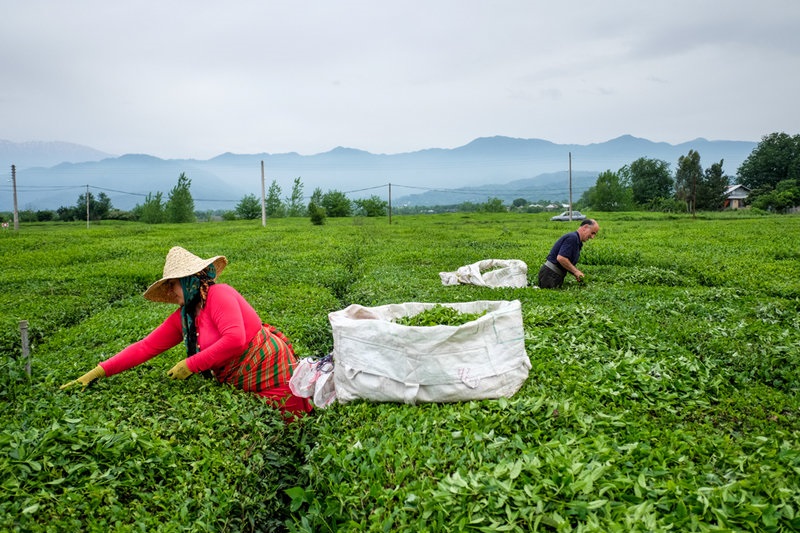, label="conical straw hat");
[143,246,228,304]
